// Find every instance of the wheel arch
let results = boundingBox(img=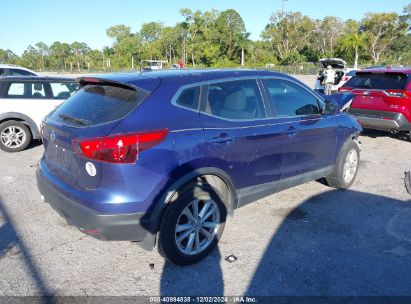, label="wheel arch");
[0,112,40,139]
[140,167,238,251]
